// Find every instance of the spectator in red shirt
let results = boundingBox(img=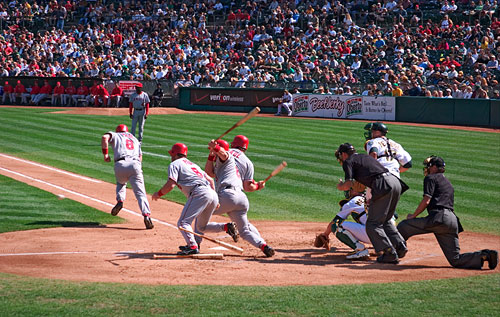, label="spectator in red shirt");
[113,30,123,48]
[63,80,76,106]
[226,10,236,26]
[14,80,29,104]
[2,81,14,104]
[51,81,65,106]
[73,81,90,106]
[110,82,123,108]
[32,80,52,105]
[94,84,109,107]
